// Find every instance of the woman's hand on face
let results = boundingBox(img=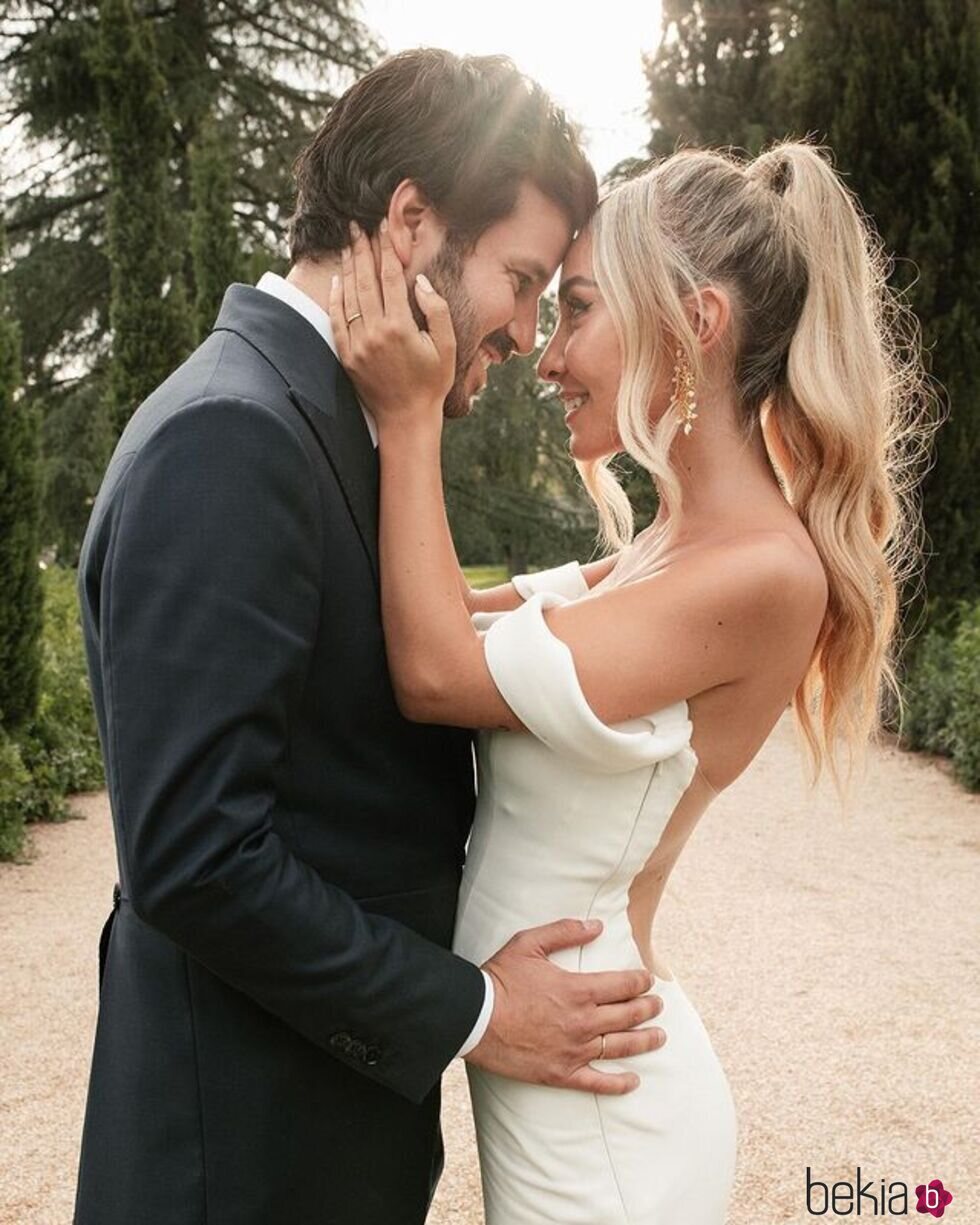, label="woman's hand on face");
[328,219,457,432]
